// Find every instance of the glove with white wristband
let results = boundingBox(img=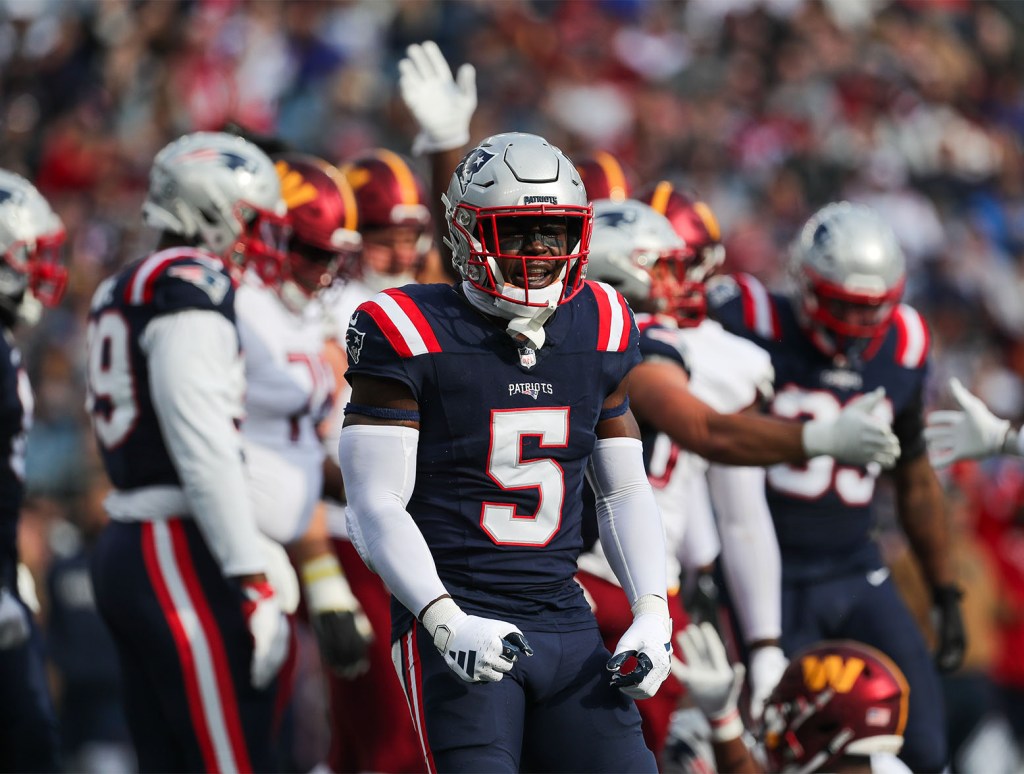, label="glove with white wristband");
[925,377,1019,466]
[421,596,532,683]
[802,386,900,469]
[607,594,672,700]
[671,622,746,743]
[398,40,477,156]
[301,553,374,679]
